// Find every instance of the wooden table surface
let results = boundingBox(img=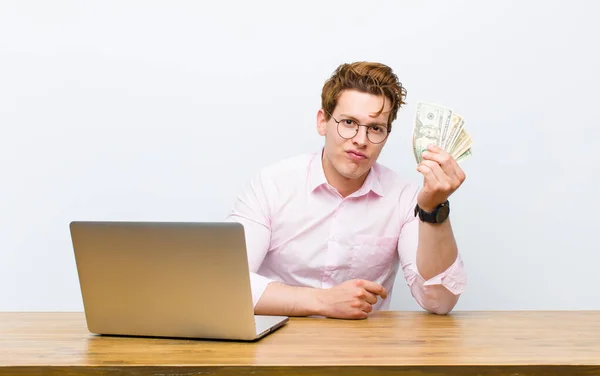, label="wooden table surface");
[1,311,599,376]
